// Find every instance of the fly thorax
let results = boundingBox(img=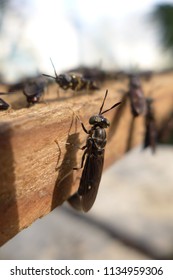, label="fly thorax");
[92,127,107,149]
